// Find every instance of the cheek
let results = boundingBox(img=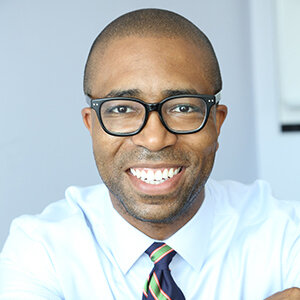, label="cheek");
[90,113,122,160]
[183,128,218,159]
[92,132,123,163]
[91,131,115,168]
[91,133,125,185]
